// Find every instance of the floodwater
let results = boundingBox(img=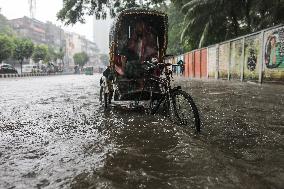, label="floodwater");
[0,74,283,189]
